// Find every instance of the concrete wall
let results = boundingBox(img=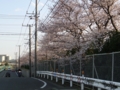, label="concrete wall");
[21,69,29,77]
